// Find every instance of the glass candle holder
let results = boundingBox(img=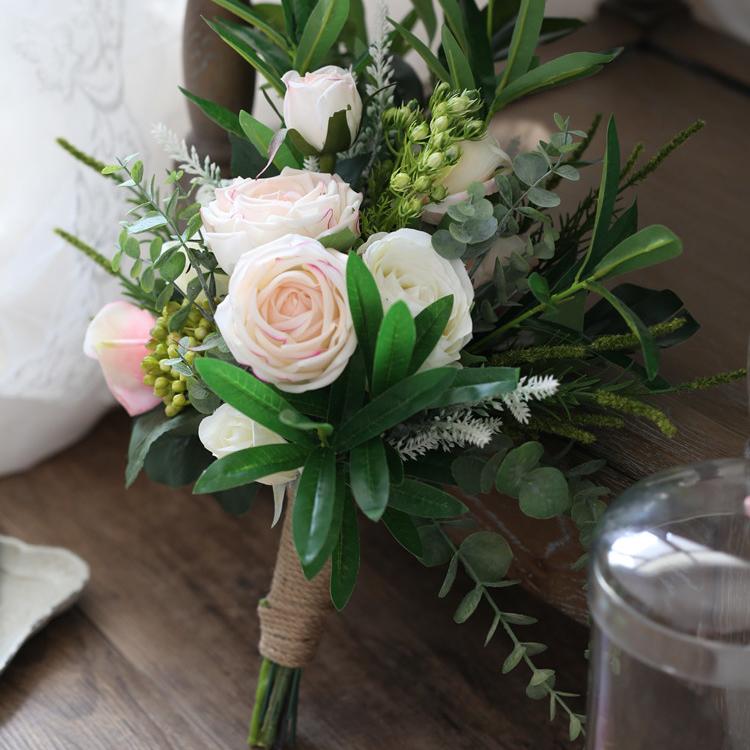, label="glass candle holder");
[587,458,750,750]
